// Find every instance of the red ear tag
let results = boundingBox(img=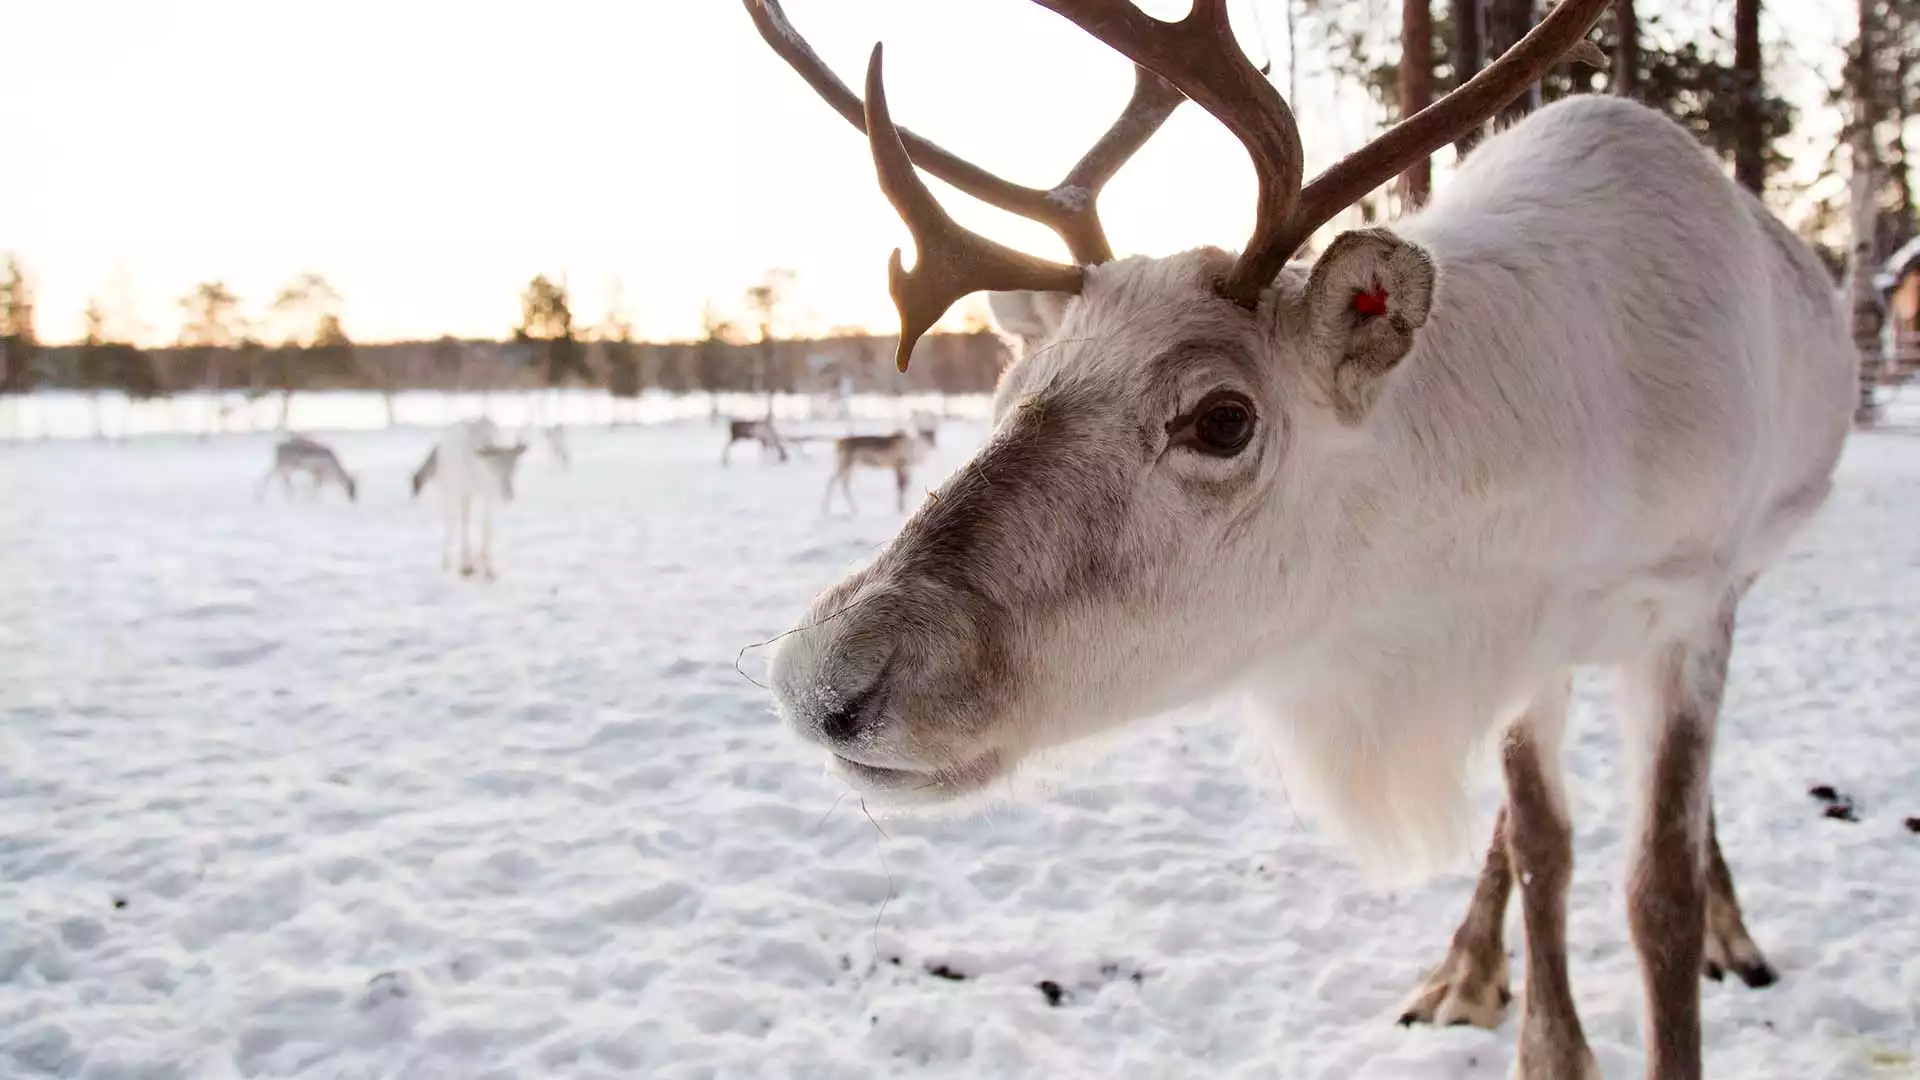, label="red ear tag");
[1352,284,1390,318]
